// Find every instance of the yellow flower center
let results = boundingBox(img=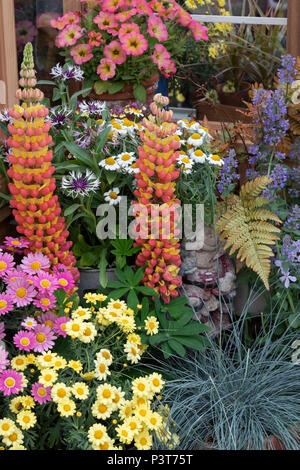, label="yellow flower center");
[84,328,92,336]
[99,364,106,373]
[22,416,30,424]
[94,430,104,439]
[137,383,145,392]
[59,278,68,286]
[191,133,200,139]
[36,333,46,343]
[100,442,109,450]
[5,378,15,388]
[16,358,24,365]
[102,389,111,399]
[41,280,51,288]
[140,437,147,446]
[149,322,155,330]
[16,288,27,298]
[11,240,21,246]
[38,388,46,397]
[43,355,52,362]
[30,261,41,271]
[121,154,131,161]
[9,433,18,442]
[0,300,7,309]
[98,404,107,413]
[109,191,118,200]
[212,154,220,161]
[2,423,10,431]
[105,157,116,166]
[63,404,71,412]
[153,378,160,387]
[41,298,50,306]
[194,150,204,156]
[76,388,84,395]
[0,261,7,271]
[72,324,80,332]
[20,338,30,346]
